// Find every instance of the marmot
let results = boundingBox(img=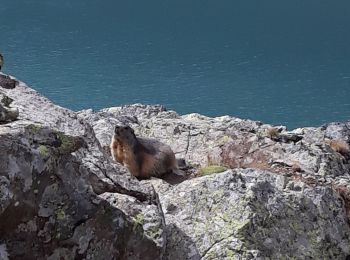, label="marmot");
[110,125,179,179]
